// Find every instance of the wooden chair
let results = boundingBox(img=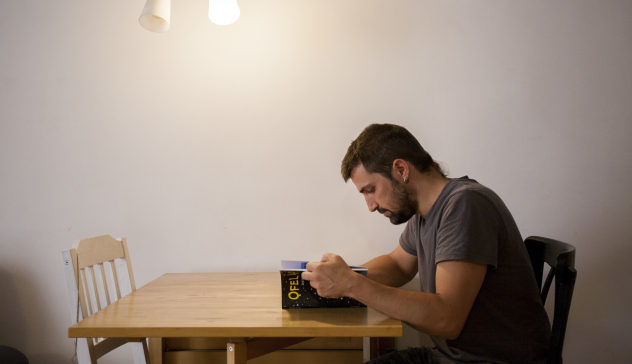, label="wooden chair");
[525,236,577,364]
[62,235,150,364]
